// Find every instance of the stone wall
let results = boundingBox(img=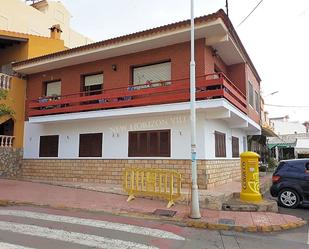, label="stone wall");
[22,159,240,189]
[0,147,23,178]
